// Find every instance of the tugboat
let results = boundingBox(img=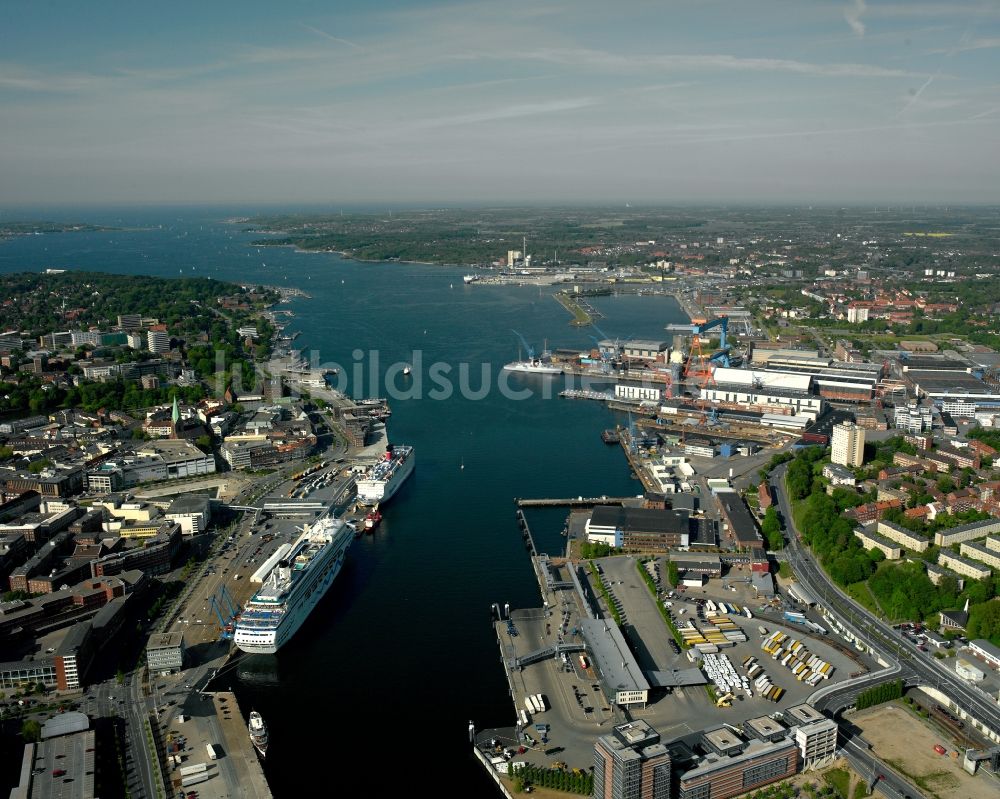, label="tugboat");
[248,710,268,758]
[364,504,382,532]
